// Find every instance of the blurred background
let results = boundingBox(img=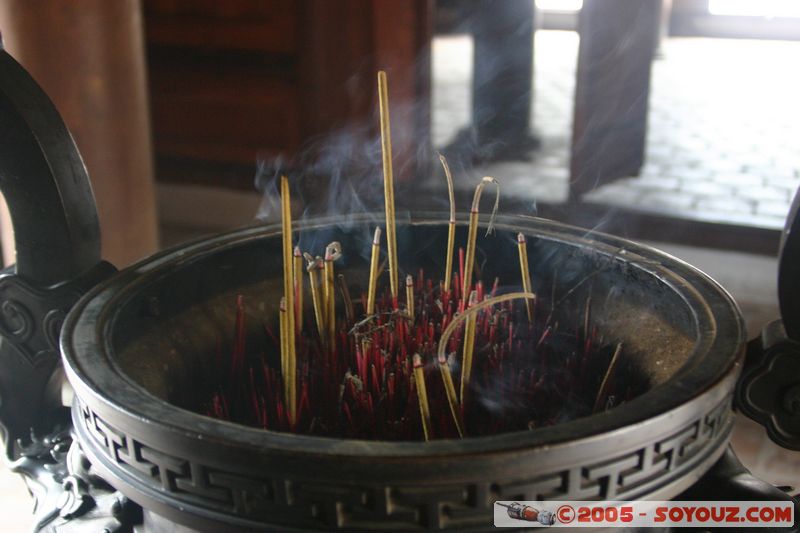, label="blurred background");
[0,0,799,529]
